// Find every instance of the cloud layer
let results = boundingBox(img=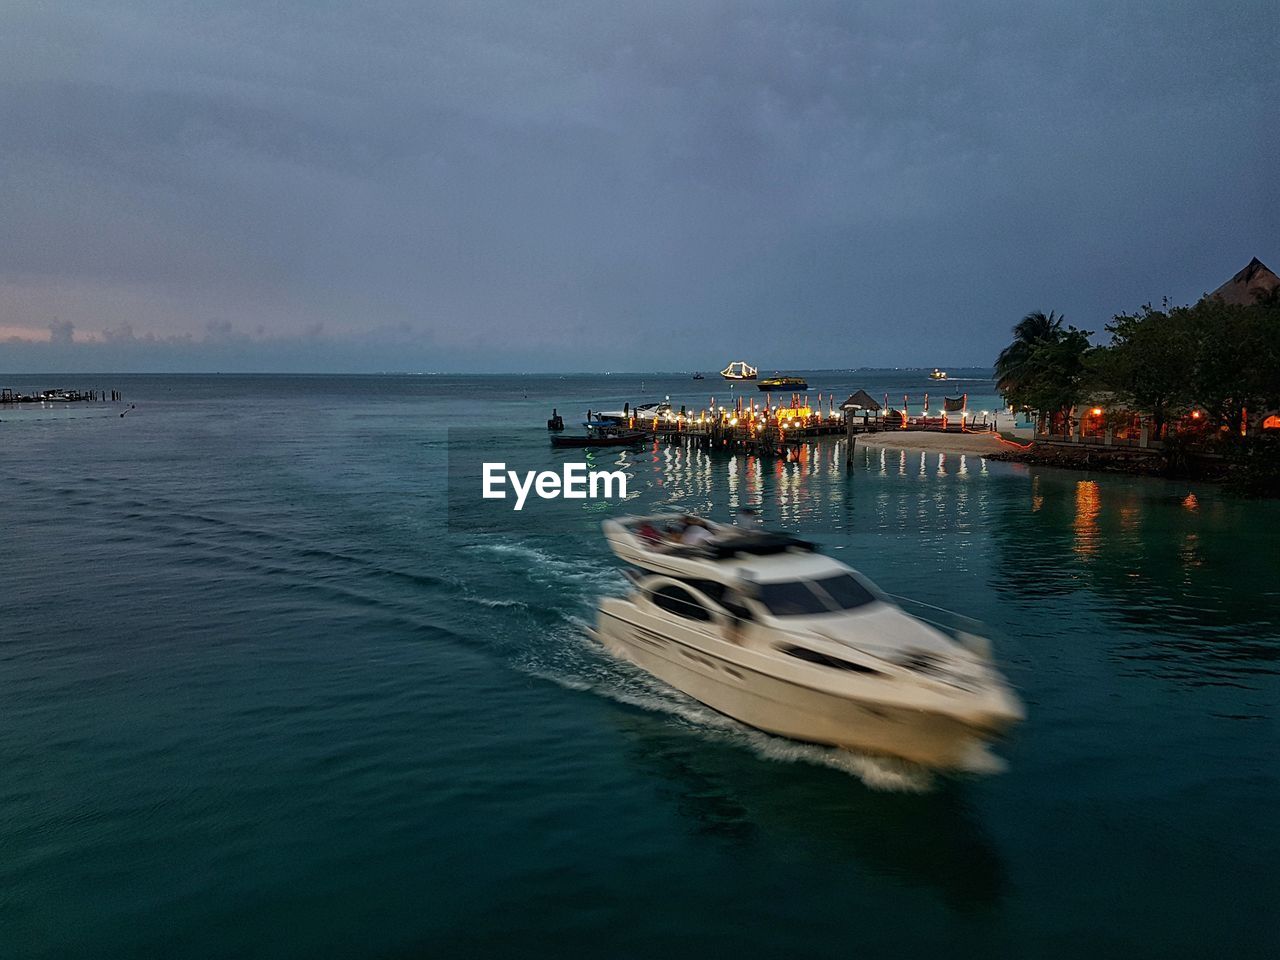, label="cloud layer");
[2,1,1276,372]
